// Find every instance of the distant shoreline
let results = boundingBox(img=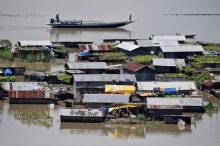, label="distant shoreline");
[164,13,220,16]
